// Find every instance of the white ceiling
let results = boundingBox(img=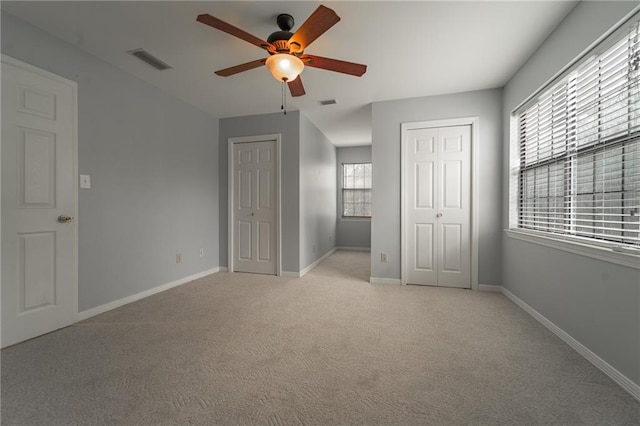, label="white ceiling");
[2,1,577,146]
